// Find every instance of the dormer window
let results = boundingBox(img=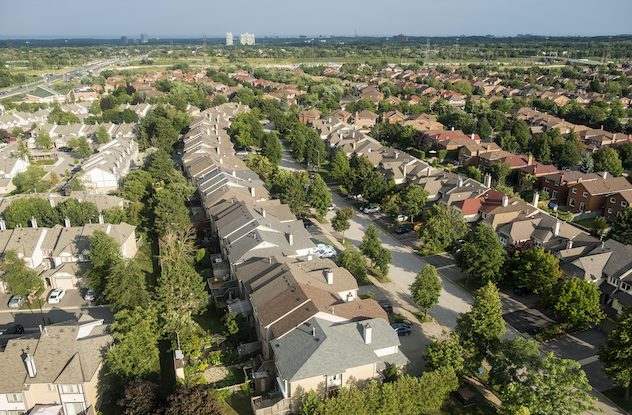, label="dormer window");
[623,282,632,292]
[609,276,618,286]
